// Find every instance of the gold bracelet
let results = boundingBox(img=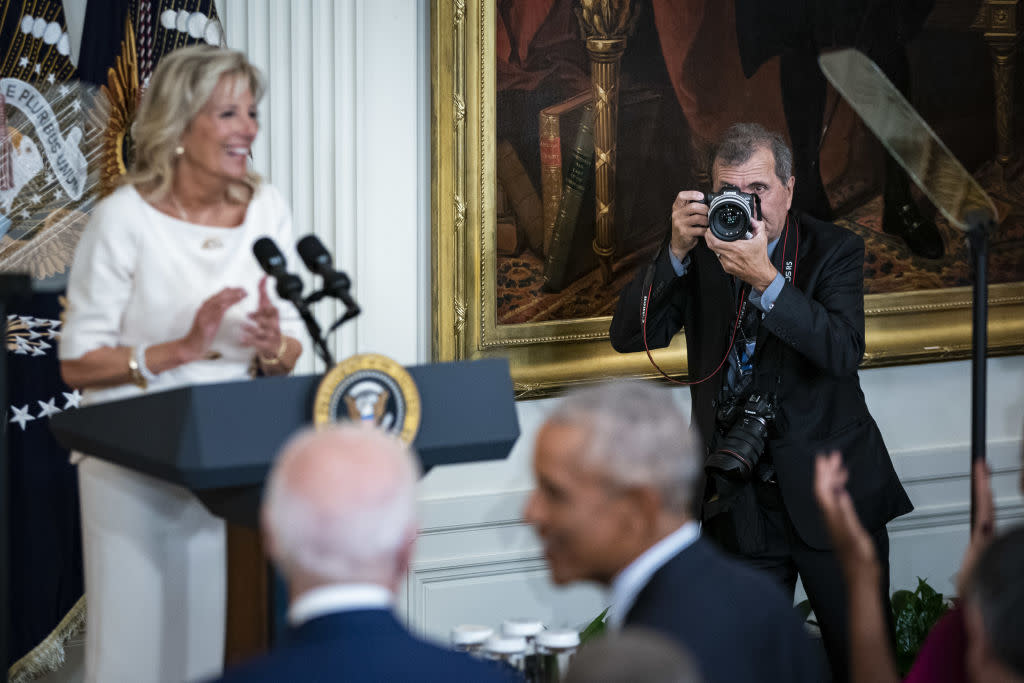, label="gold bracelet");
[257,337,289,366]
[127,346,148,389]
